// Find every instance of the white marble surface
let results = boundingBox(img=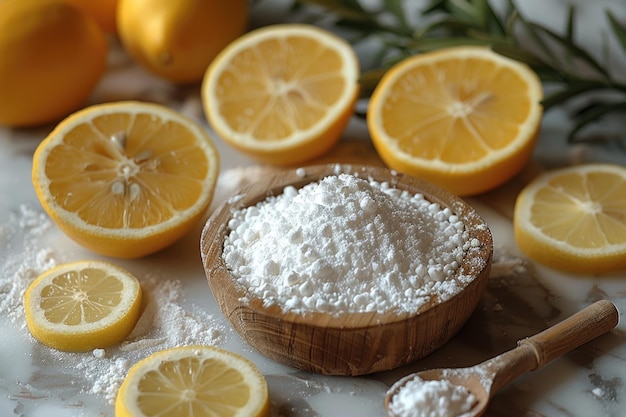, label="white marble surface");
[1,2,626,416]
